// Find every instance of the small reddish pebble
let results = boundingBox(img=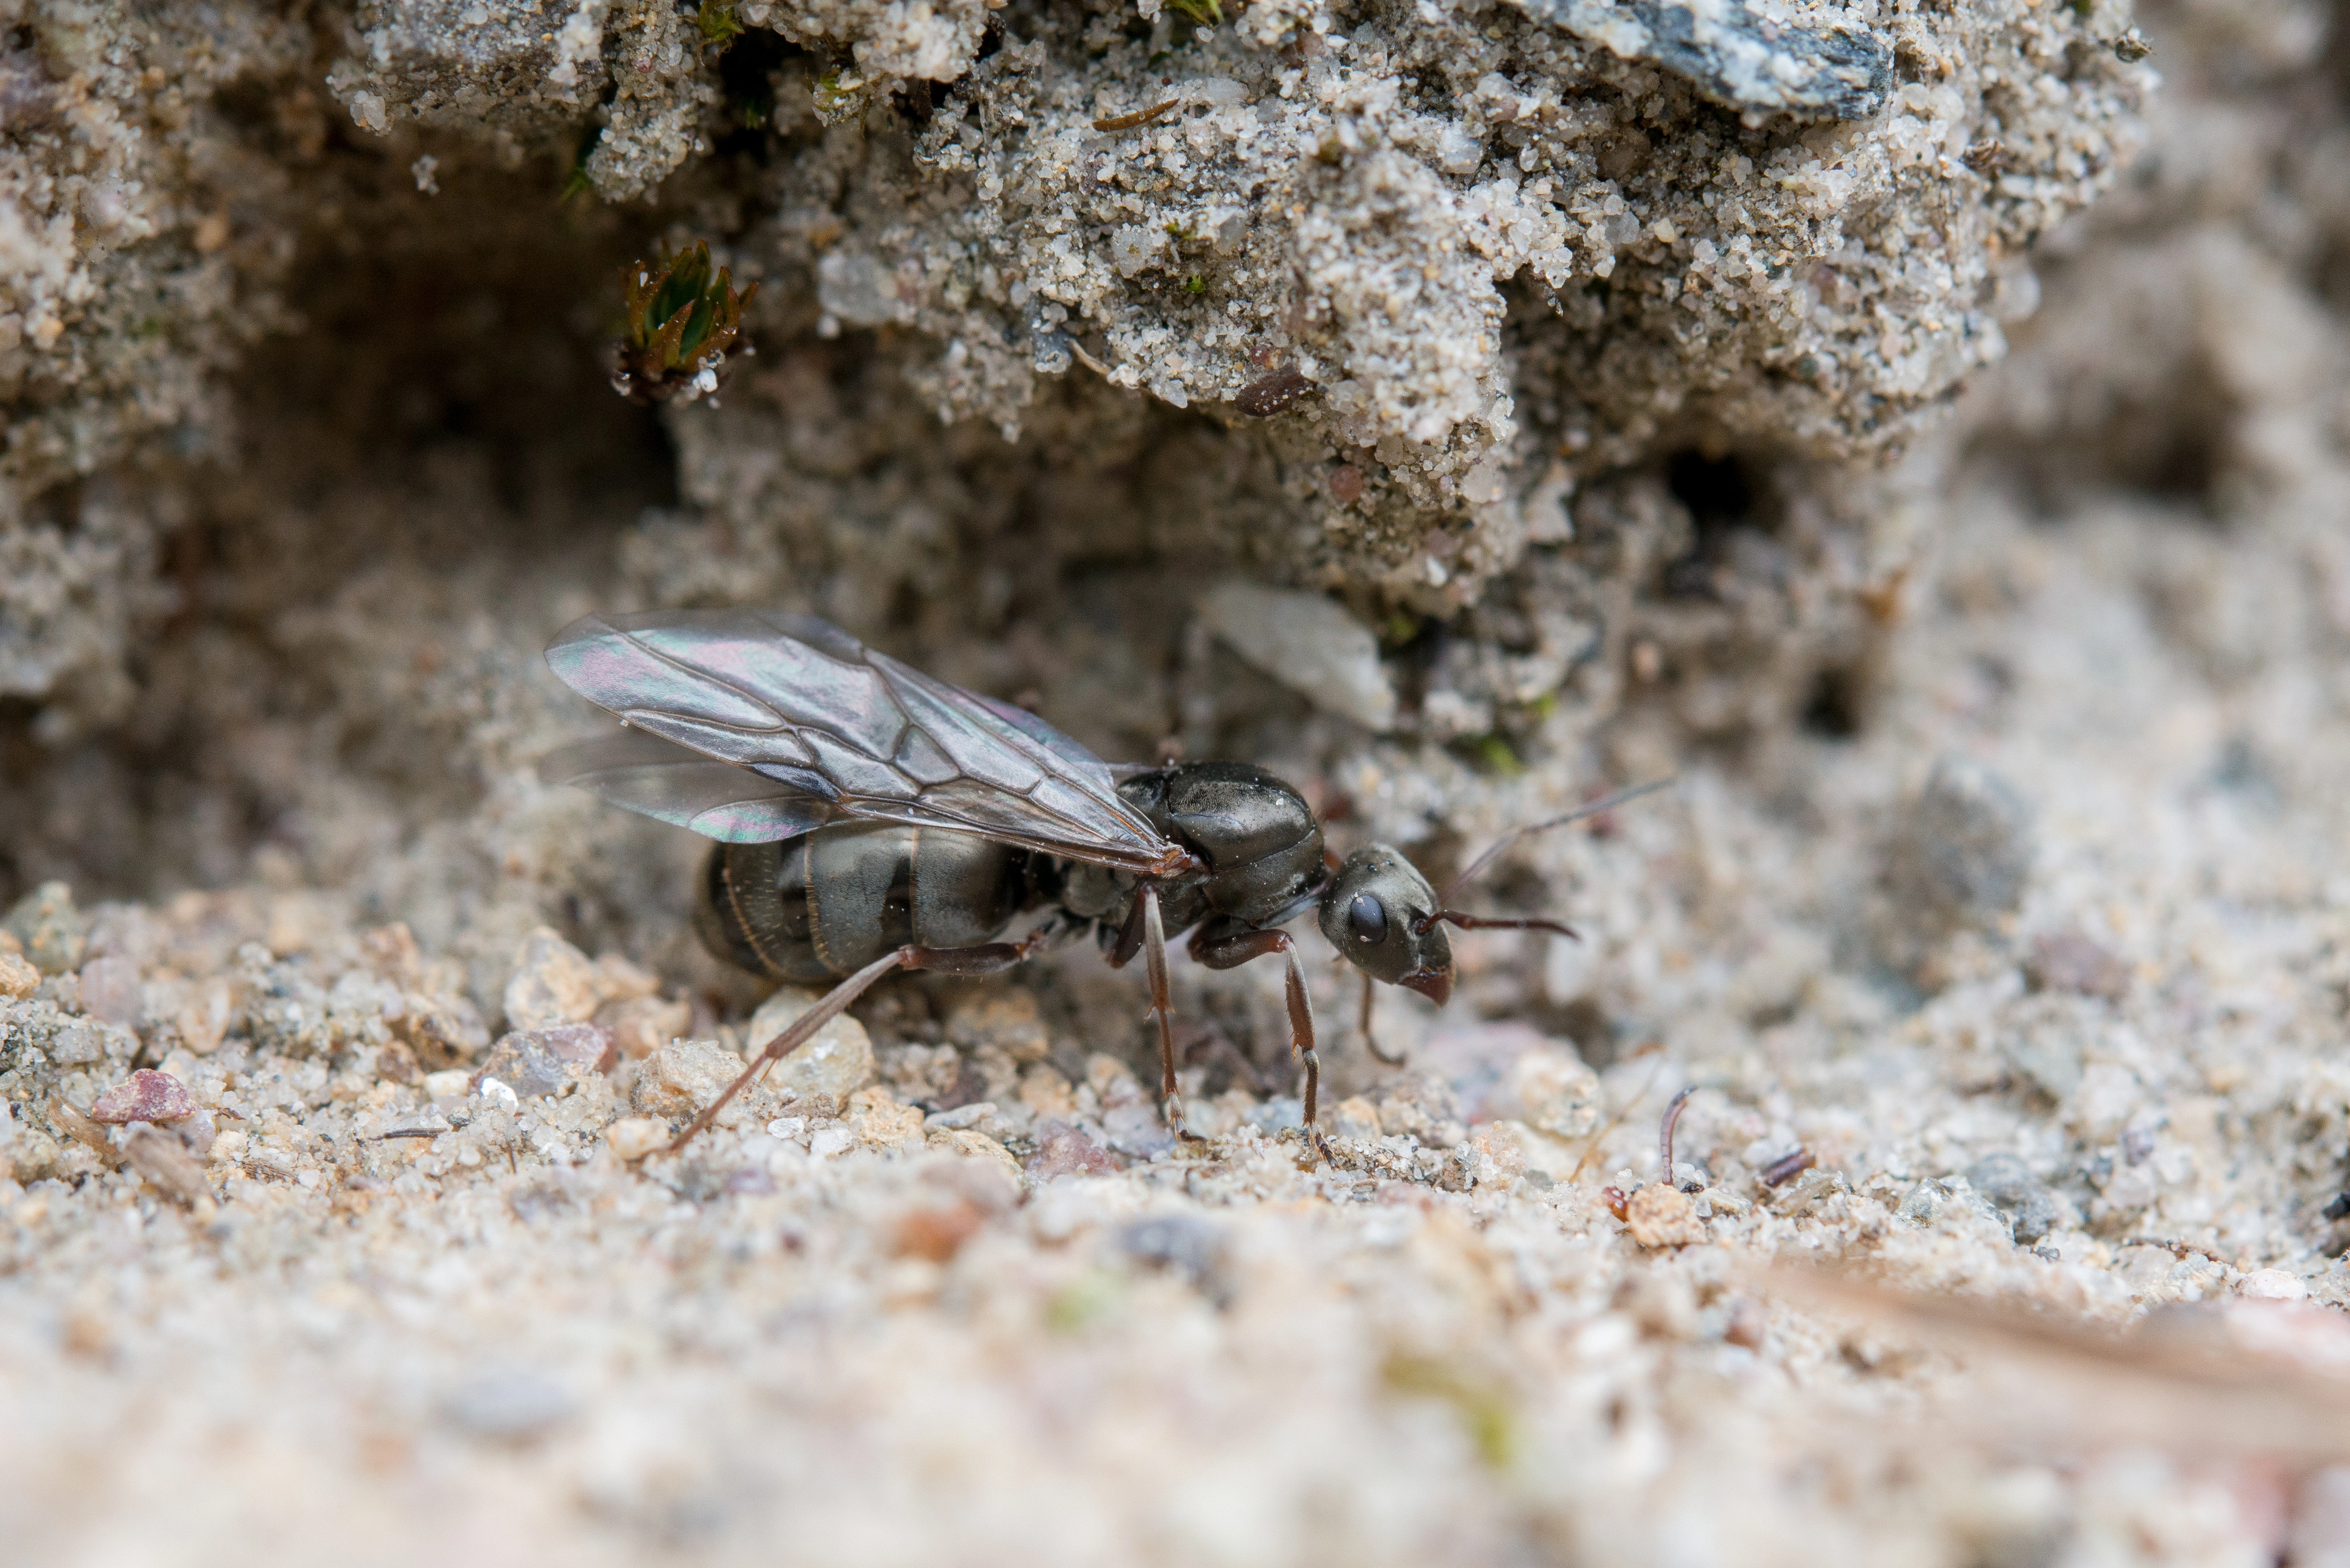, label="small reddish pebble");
[892,1198,987,1262]
[1235,367,1312,417]
[1024,1120,1119,1178]
[1602,1185,1629,1222]
[1724,1297,1767,1350]
[89,1069,197,1125]
[1328,463,1365,503]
